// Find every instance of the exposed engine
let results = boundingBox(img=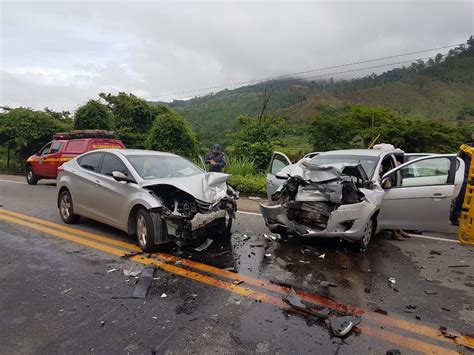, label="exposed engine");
[272,172,365,230]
